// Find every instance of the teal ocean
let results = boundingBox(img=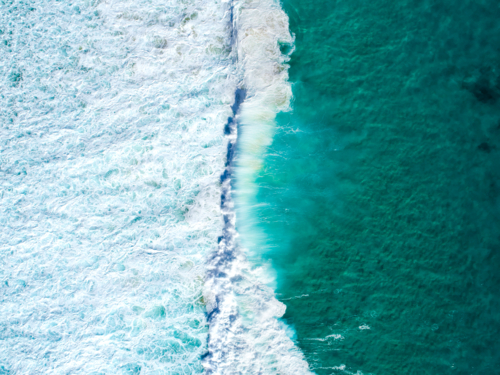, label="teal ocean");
[241,0,500,373]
